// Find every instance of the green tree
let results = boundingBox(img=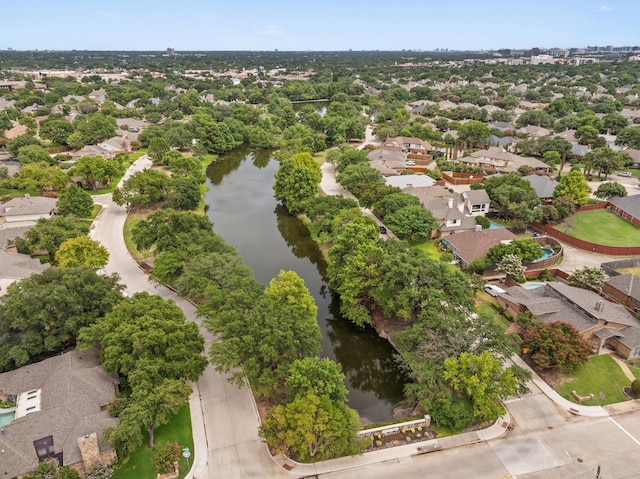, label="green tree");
[602,113,628,135]
[112,168,169,208]
[290,151,322,185]
[474,173,540,223]
[248,126,275,148]
[55,236,109,269]
[569,266,606,291]
[71,155,122,191]
[39,118,75,145]
[148,137,170,165]
[273,158,319,214]
[73,112,117,146]
[0,267,123,372]
[15,215,89,257]
[78,292,207,448]
[285,357,348,403]
[553,170,591,205]
[57,184,94,217]
[384,205,437,241]
[444,351,518,422]
[615,125,640,149]
[486,237,544,264]
[260,392,364,462]
[583,147,625,180]
[523,322,590,373]
[336,162,384,199]
[7,134,44,156]
[164,176,201,210]
[208,270,320,398]
[372,192,419,219]
[17,144,53,165]
[457,120,490,147]
[13,162,69,192]
[595,182,627,199]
